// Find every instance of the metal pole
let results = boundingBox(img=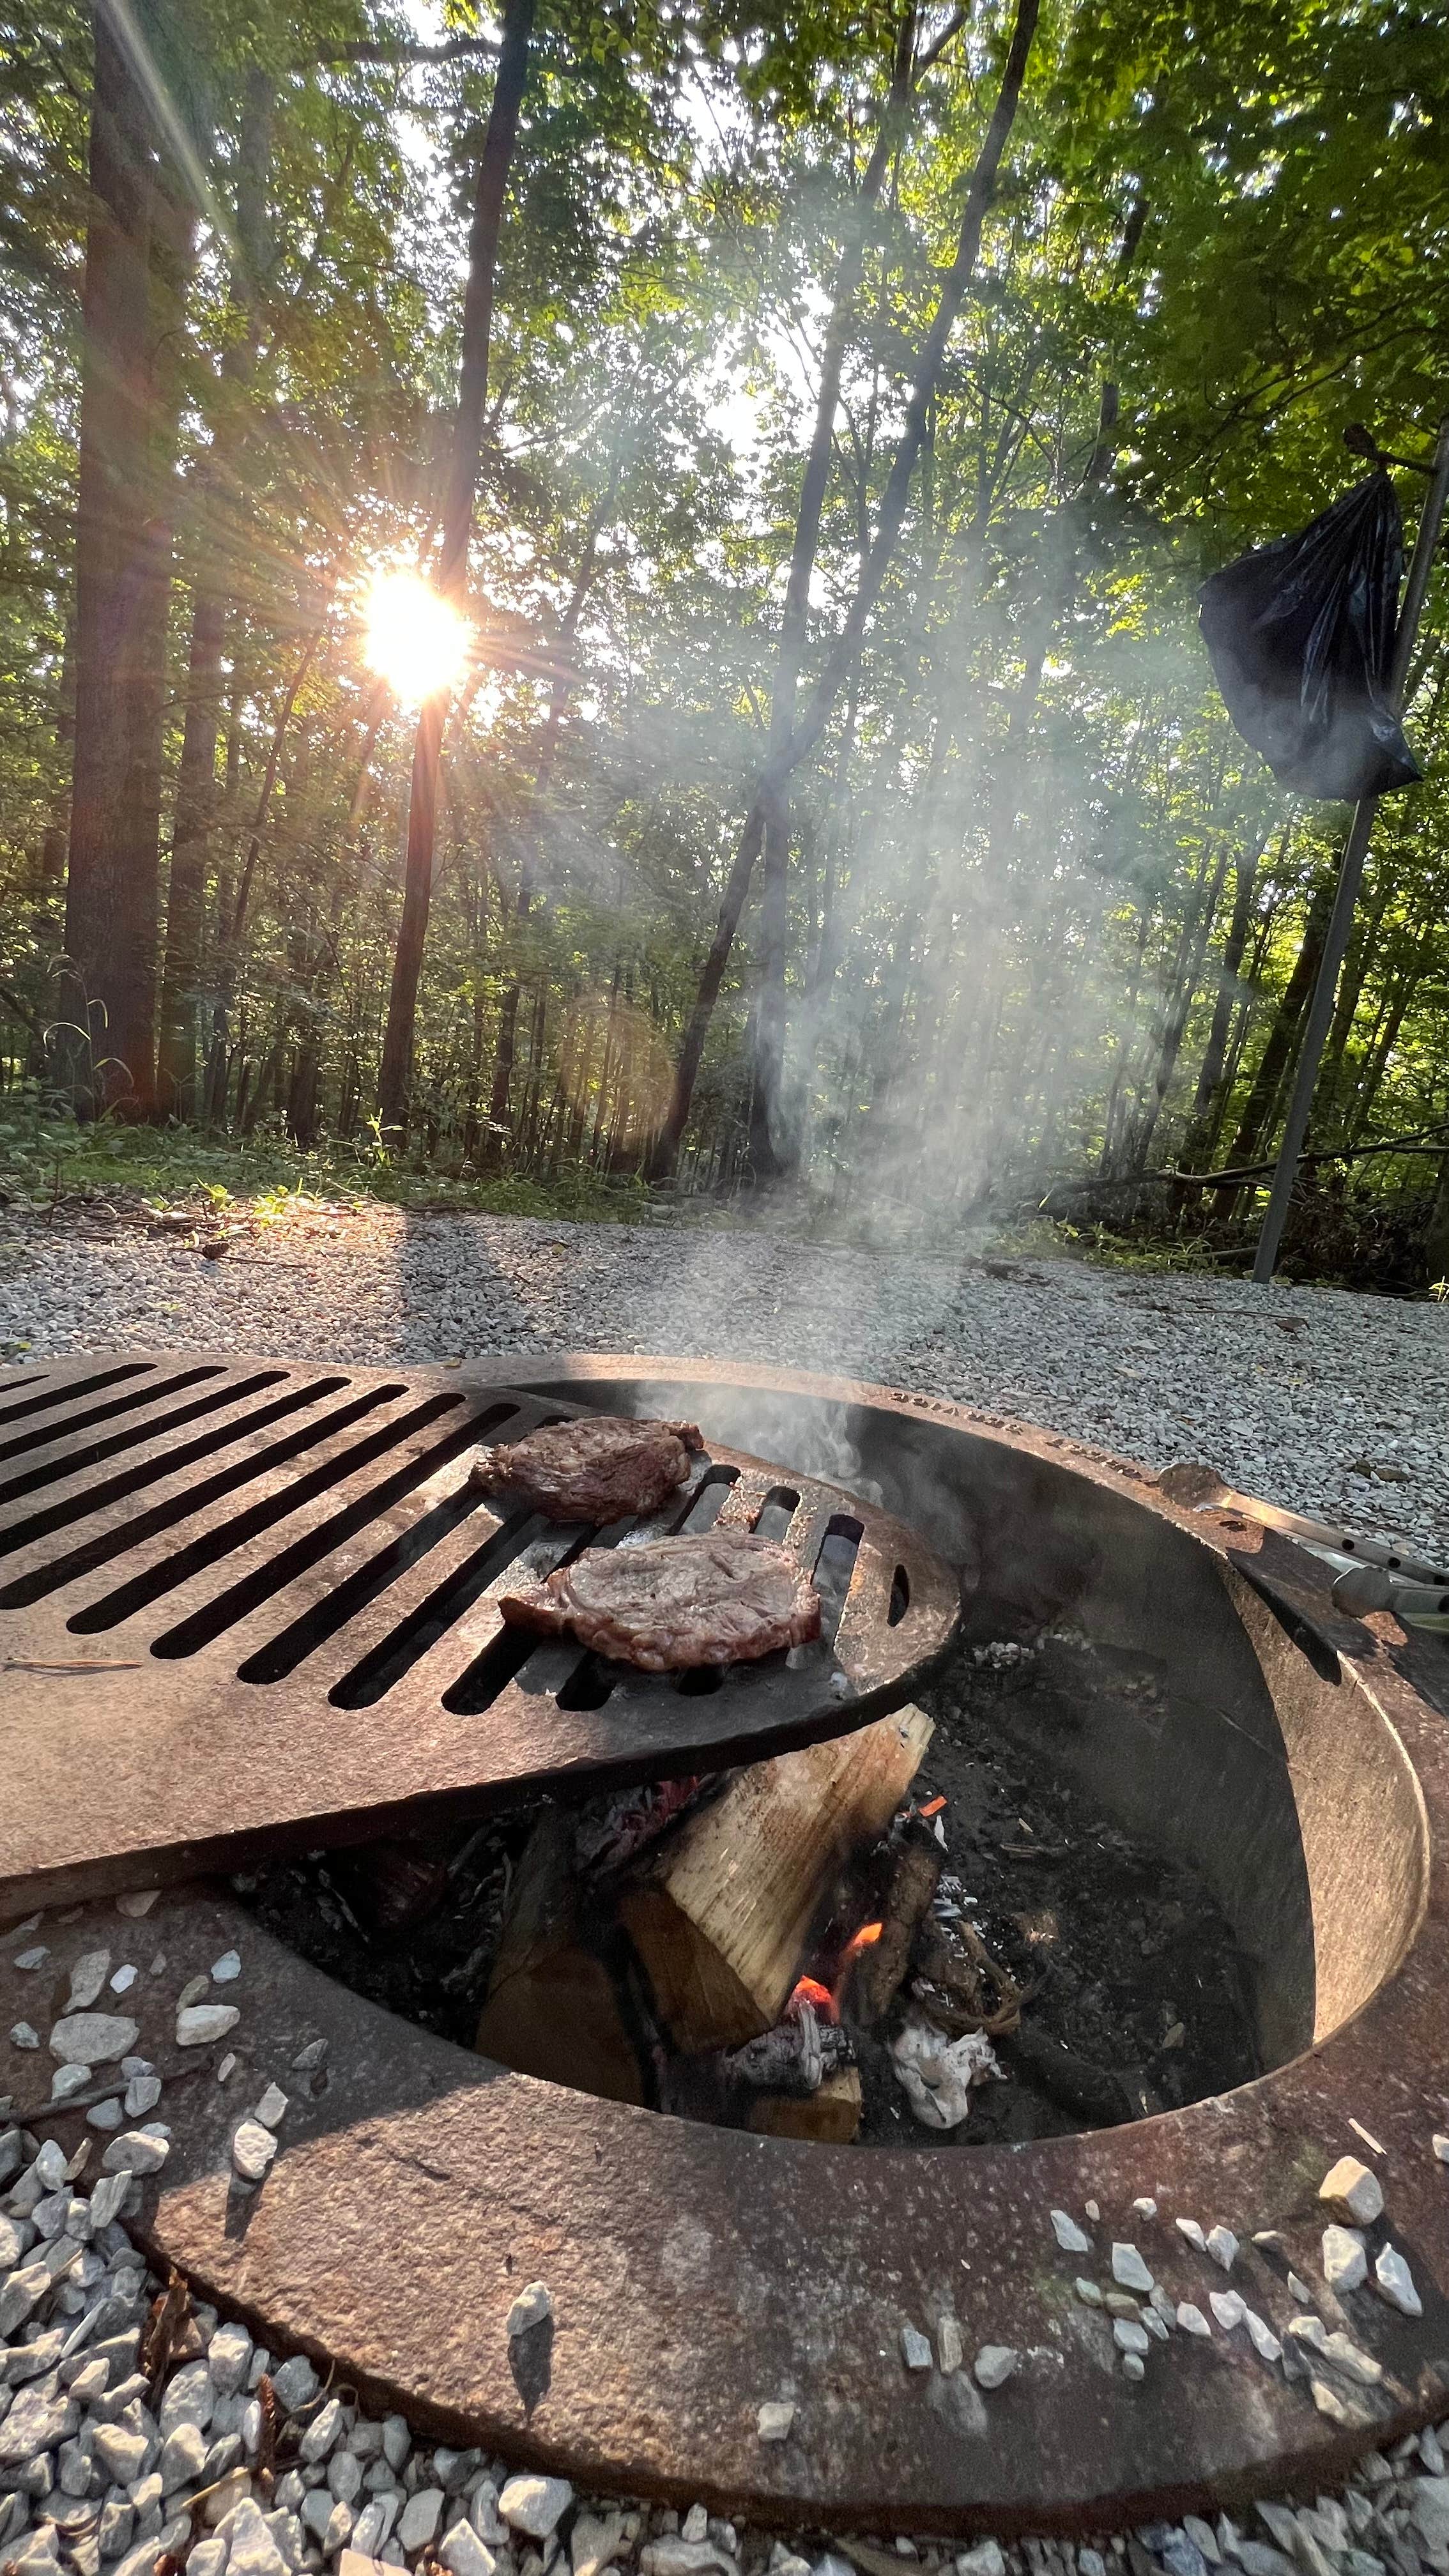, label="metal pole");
[1252,412,1449,1284]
